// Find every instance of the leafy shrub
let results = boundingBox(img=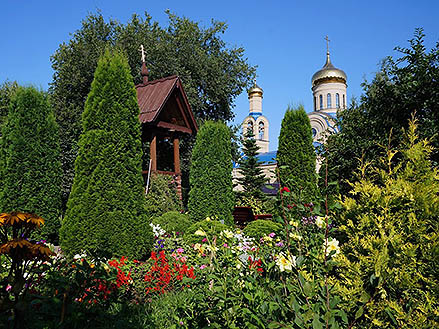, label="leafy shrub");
[184,219,229,246]
[336,118,439,327]
[243,219,283,240]
[145,174,182,217]
[235,194,276,215]
[188,121,234,225]
[152,211,192,235]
